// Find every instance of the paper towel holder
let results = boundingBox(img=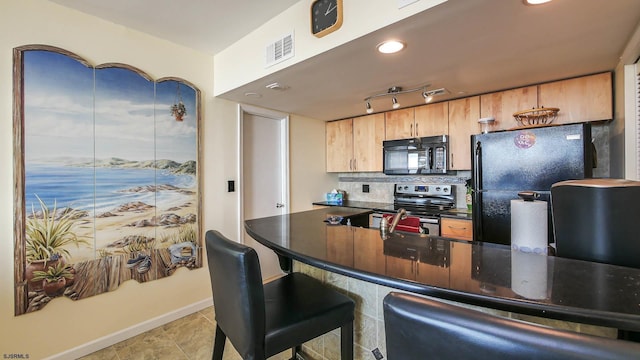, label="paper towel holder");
[518,191,540,202]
